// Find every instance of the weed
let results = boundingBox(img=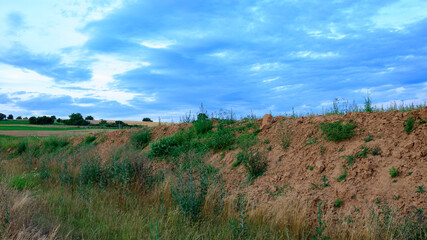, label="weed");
[364,133,374,142]
[393,194,401,200]
[267,146,272,151]
[336,170,347,182]
[244,151,268,181]
[263,139,270,144]
[149,220,161,240]
[415,185,425,193]
[334,198,342,208]
[43,137,69,152]
[312,201,329,240]
[342,146,370,166]
[311,175,330,190]
[130,129,151,148]
[371,146,382,156]
[171,169,209,221]
[320,120,356,143]
[364,93,373,113]
[389,166,398,178]
[237,133,257,150]
[305,136,319,146]
[341,154,356,166]
[266,184,293,198]
[408,171,413,175]
[374,198,382,205]
[404,116,415,134]
[0,200,9,238]
[320,145,325,153]
[308,166,314,171]
[85,135,97,144]
[232,151,247,169]
[279,119,292,150]
[229,194,250,239]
